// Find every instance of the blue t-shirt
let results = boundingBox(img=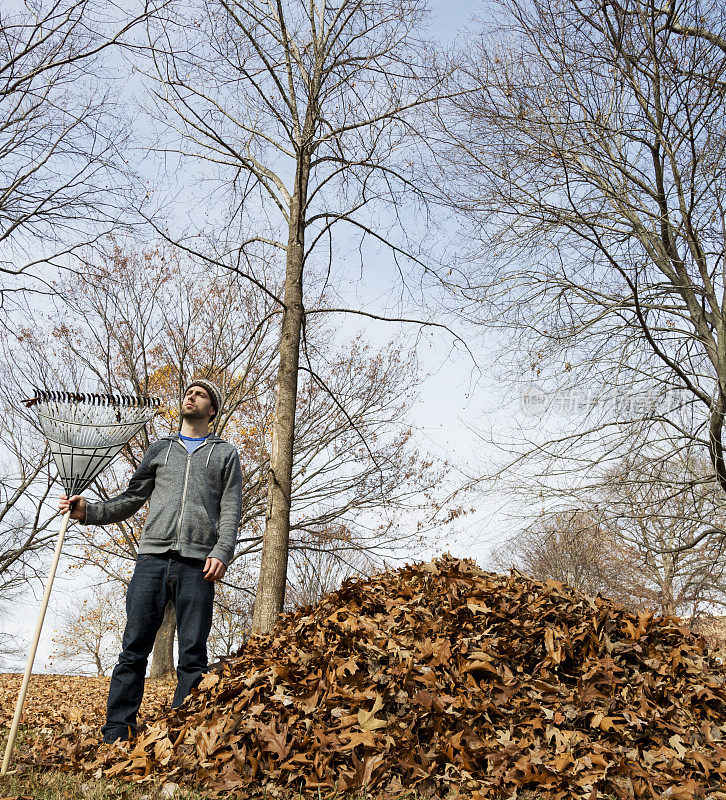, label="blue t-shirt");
[179,433,210,454]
